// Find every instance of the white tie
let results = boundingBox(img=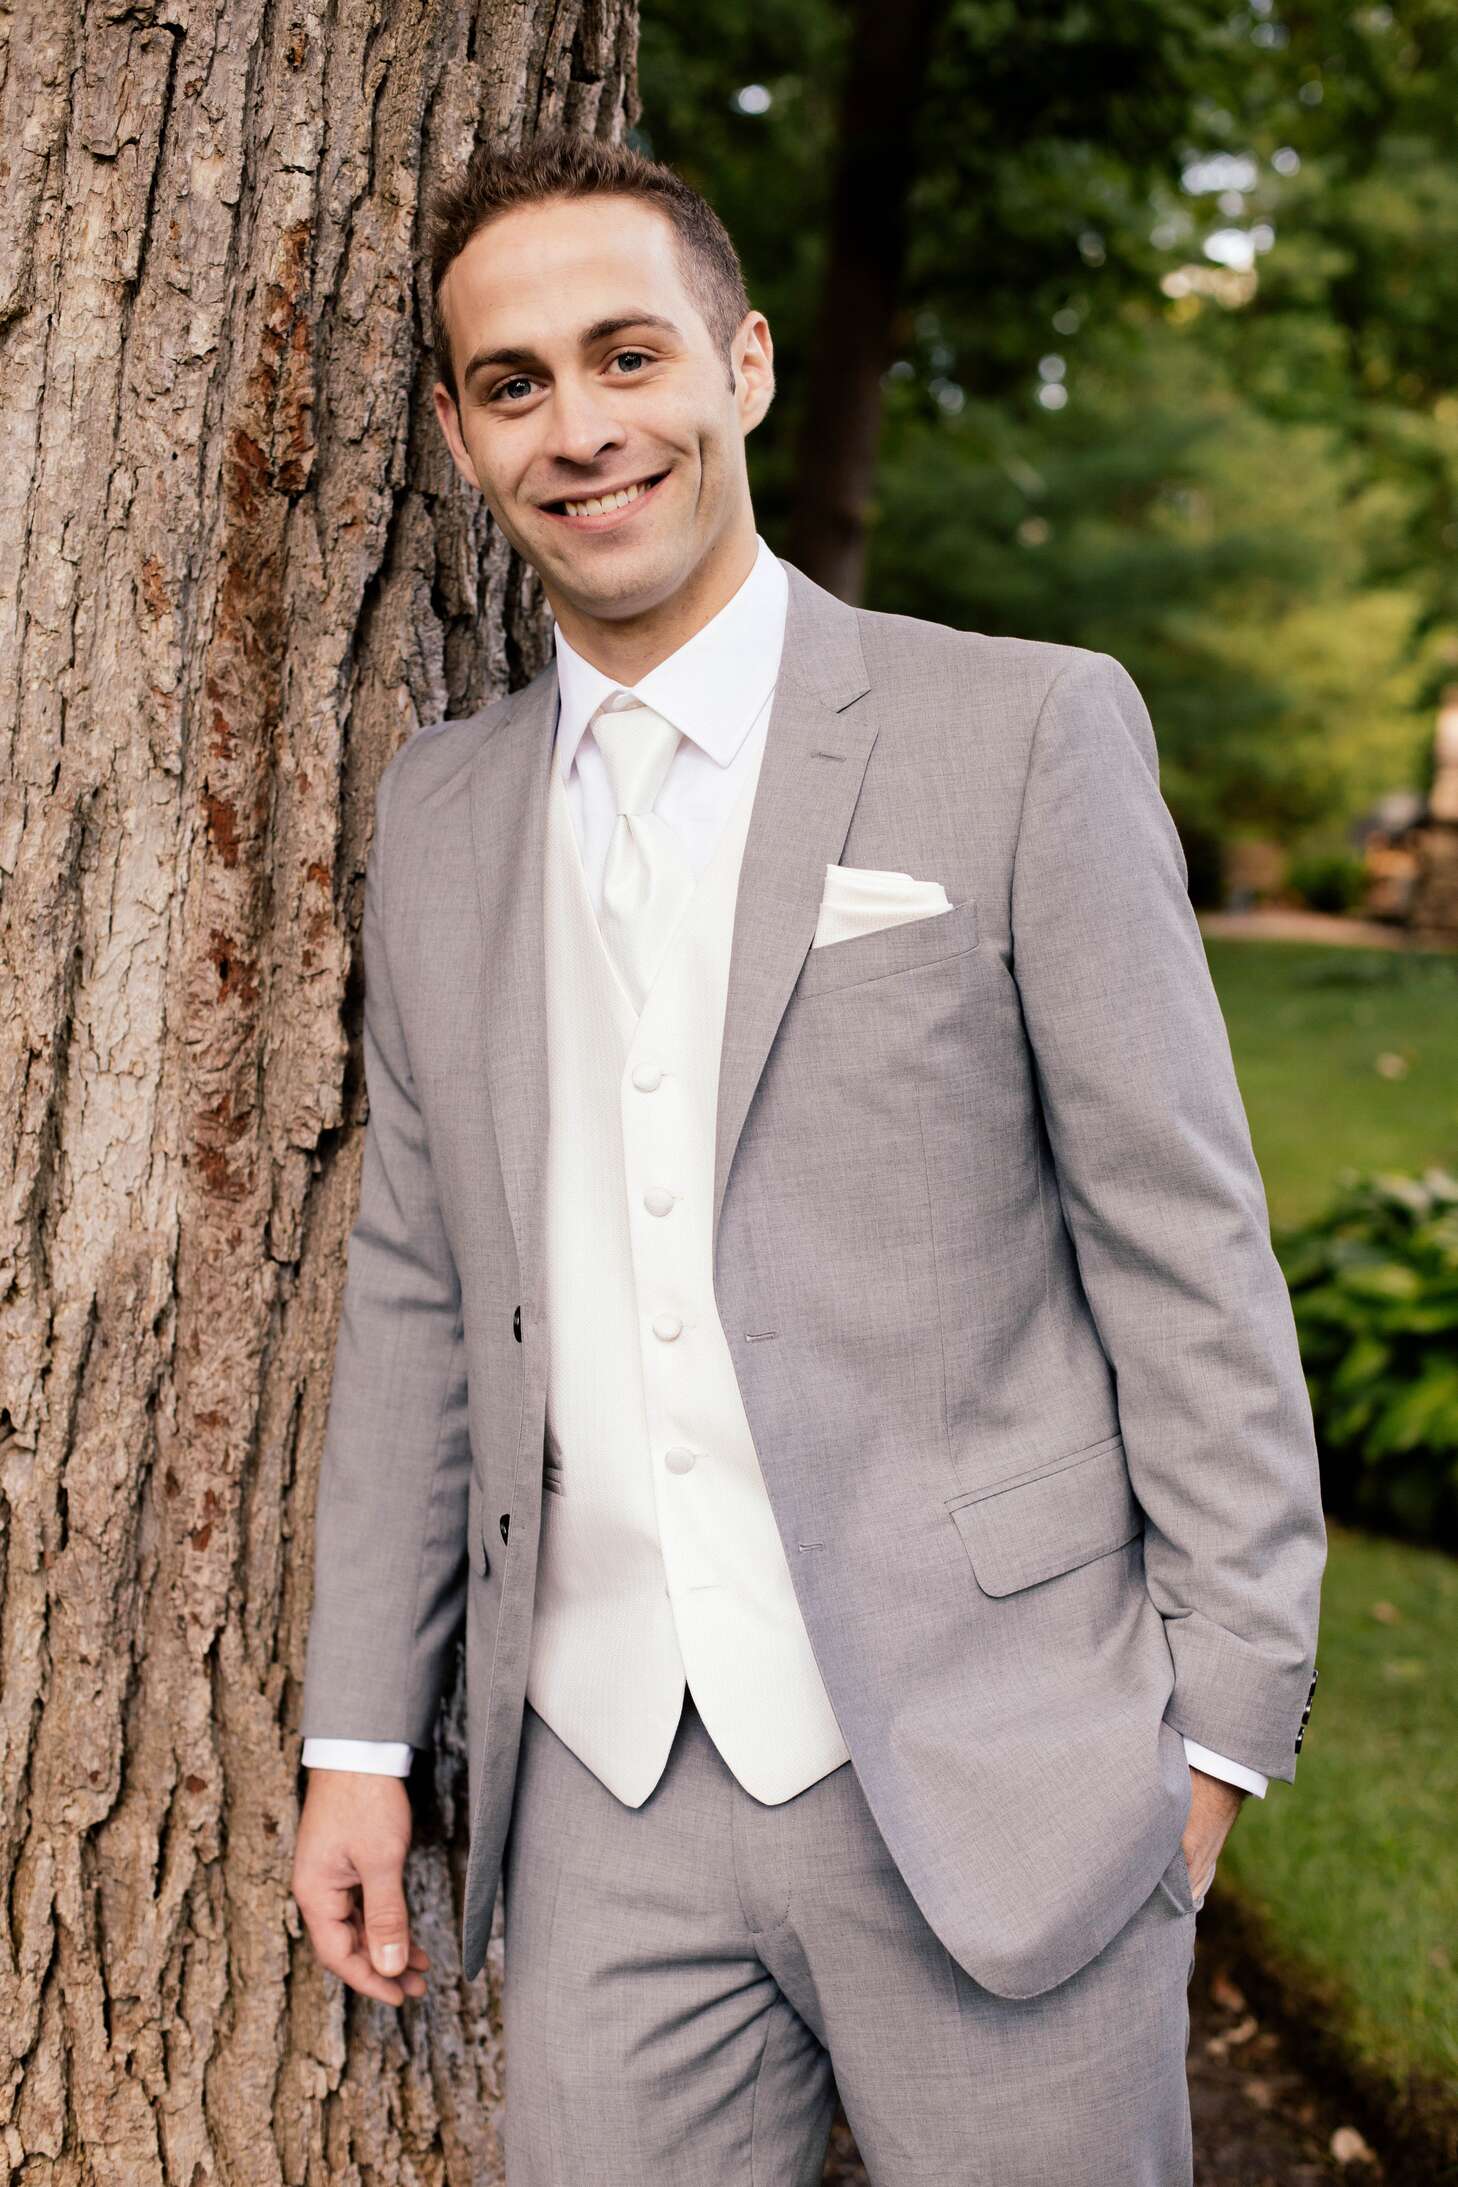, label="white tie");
[590,692,696,1011]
